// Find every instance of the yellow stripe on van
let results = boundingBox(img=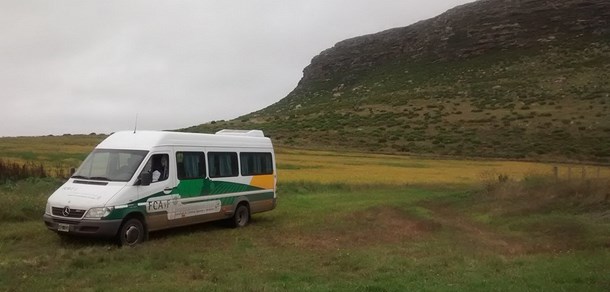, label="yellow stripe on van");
[250,174,274,190]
